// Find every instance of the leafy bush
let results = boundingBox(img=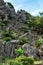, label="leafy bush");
[0,22,5,26]
[0,21,9,26]
[25,12,43,34]
[2,30,12,37]
[36,38,42,47]
[20,37,28,45]
[12,32,18,39]
[26,20,35,27]
[3,37,12,41]
[15,48,23,56]
[6,59,15,65]
[2,56,8,61]
[14,56,34,65]
[2,30,18,41]
[19,27,29,33]
[0,63,3,65]
[2,30,12,41]
[6,56,34,65]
